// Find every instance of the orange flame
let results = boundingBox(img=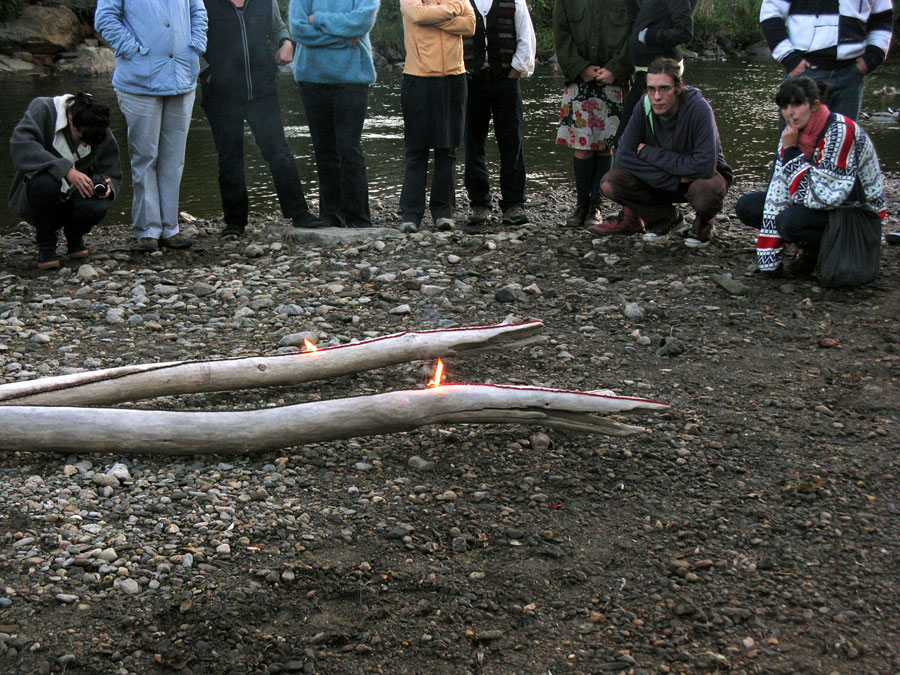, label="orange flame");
[427,358,444,388]
[302,338,318,352]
